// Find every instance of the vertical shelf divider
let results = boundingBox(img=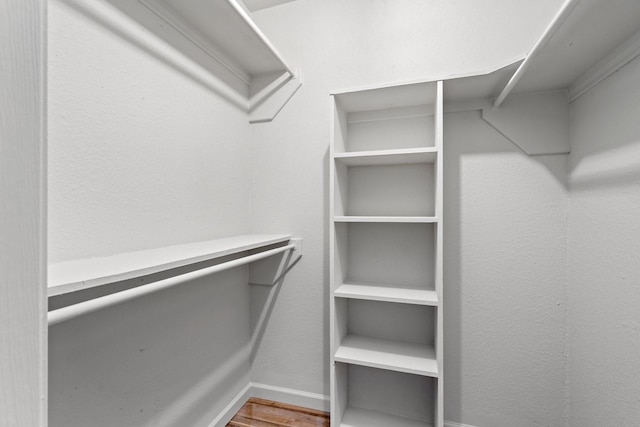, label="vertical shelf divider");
[435,80,444,427]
